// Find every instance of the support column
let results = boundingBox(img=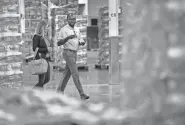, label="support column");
[51,8,56,62]
[19,0,25,87]
[109,36,120,103]
[108,0,120,103]
[19,0,25,41]
[48,0,52,41]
